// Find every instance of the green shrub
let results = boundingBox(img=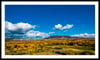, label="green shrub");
[80,51,94,55]
[54,47,62,49]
